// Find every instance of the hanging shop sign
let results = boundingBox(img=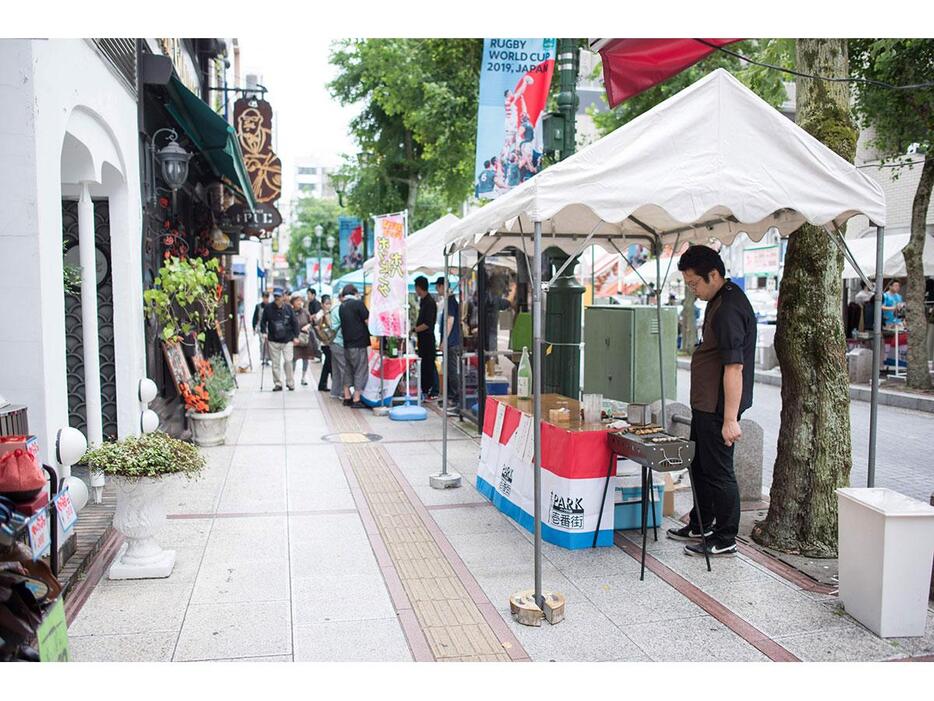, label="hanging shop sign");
[222,203,282,237]
[474,38,556,200]
[368,213,407,337]
[234,96,282,204]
